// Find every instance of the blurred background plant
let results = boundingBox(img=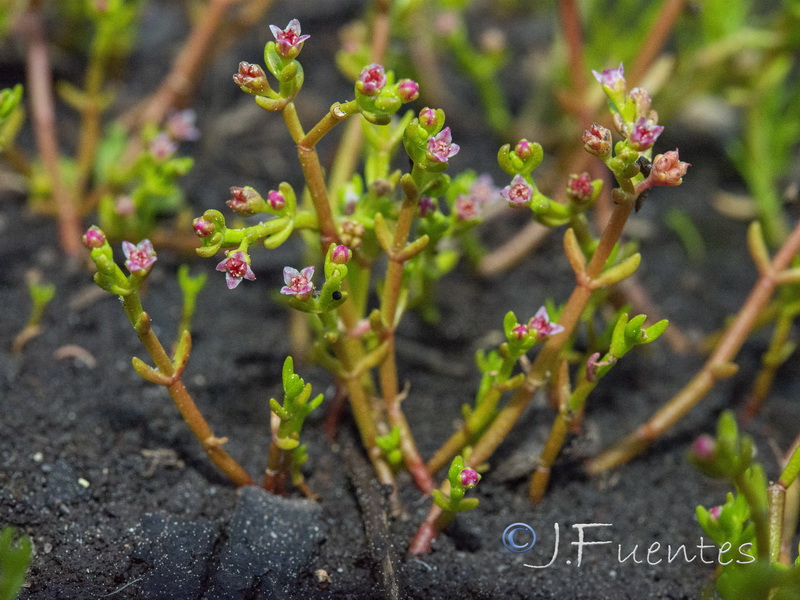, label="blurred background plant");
[0,526,31,600]
[0,0,274,255]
